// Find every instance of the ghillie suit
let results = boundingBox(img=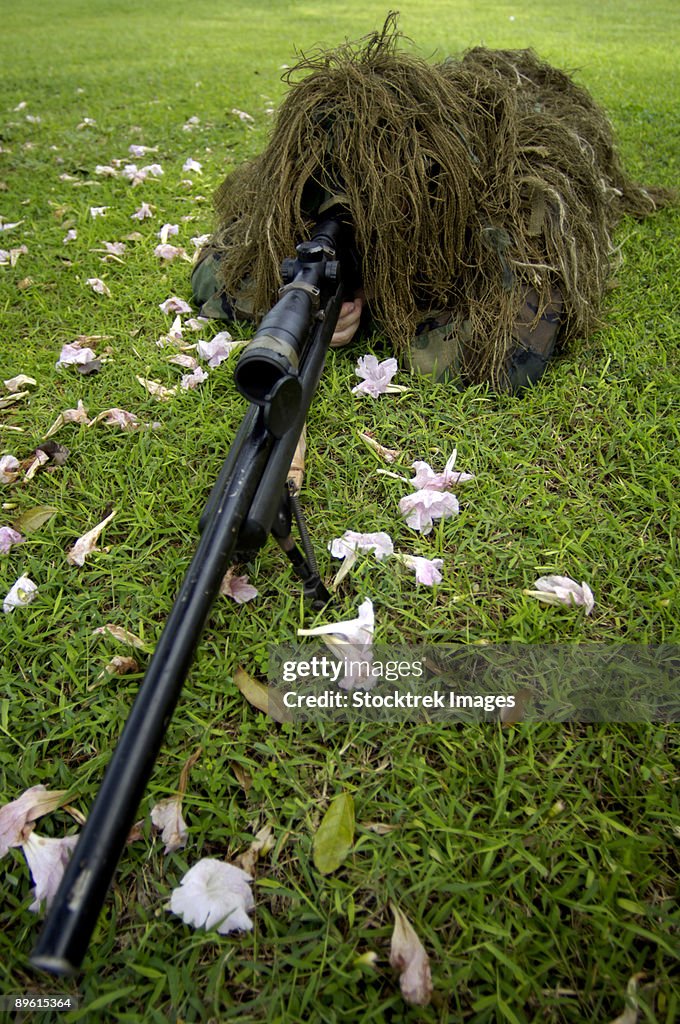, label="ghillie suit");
[208,15,672,388]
